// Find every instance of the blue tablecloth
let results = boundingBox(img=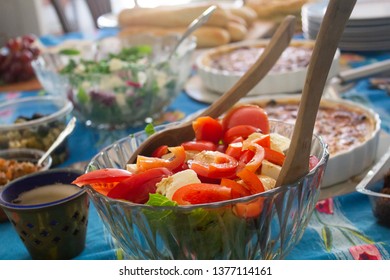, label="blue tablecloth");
[1,31,390,260]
